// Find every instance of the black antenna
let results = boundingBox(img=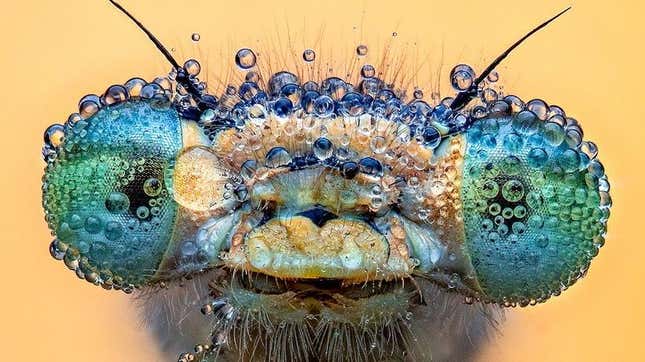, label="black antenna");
[108,0,215,111]
[450,7,572,111]
[108,0,180,69]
